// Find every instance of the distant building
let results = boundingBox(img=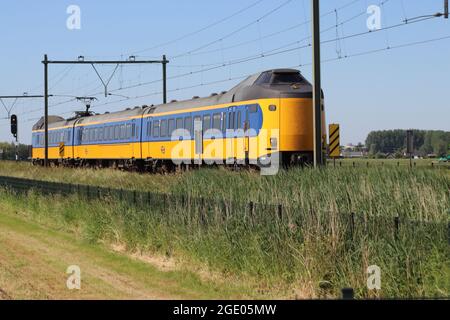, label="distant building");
[341,144,368,158]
